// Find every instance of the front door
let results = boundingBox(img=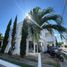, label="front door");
[29,41,34,52]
